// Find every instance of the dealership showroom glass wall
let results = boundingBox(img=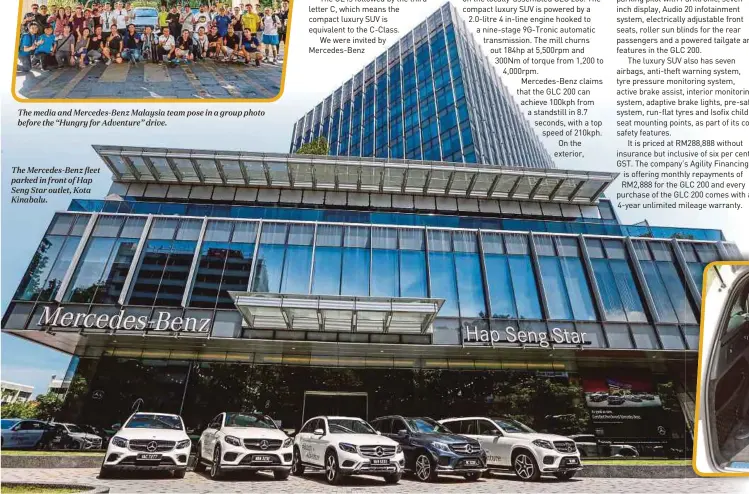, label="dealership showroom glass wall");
[3,2,744,458]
